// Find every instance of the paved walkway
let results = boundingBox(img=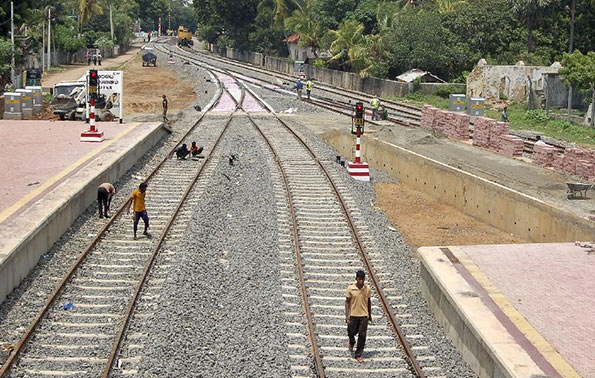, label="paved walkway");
[463,243,595,378]
[0,120,136,221]
[41,46,140,91]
